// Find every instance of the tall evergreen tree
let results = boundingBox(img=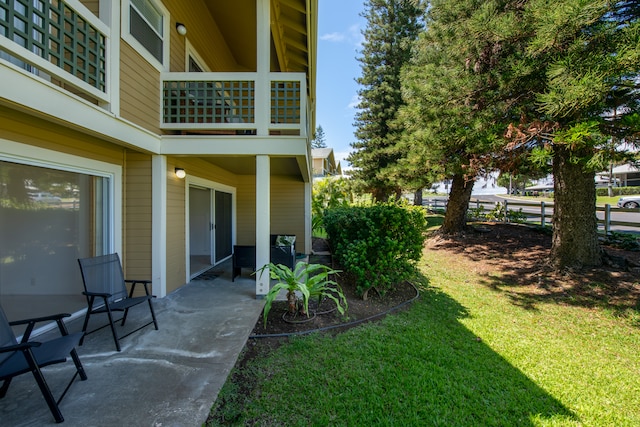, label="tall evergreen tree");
[312,125,327,149]
[505,0,640,268]
[399,0,527,233]
[401,0,640,266]
[348,0,425,202]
